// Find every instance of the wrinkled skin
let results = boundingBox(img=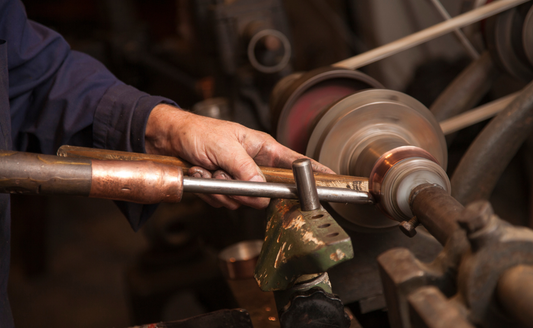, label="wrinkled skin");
[145,104,334,209]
